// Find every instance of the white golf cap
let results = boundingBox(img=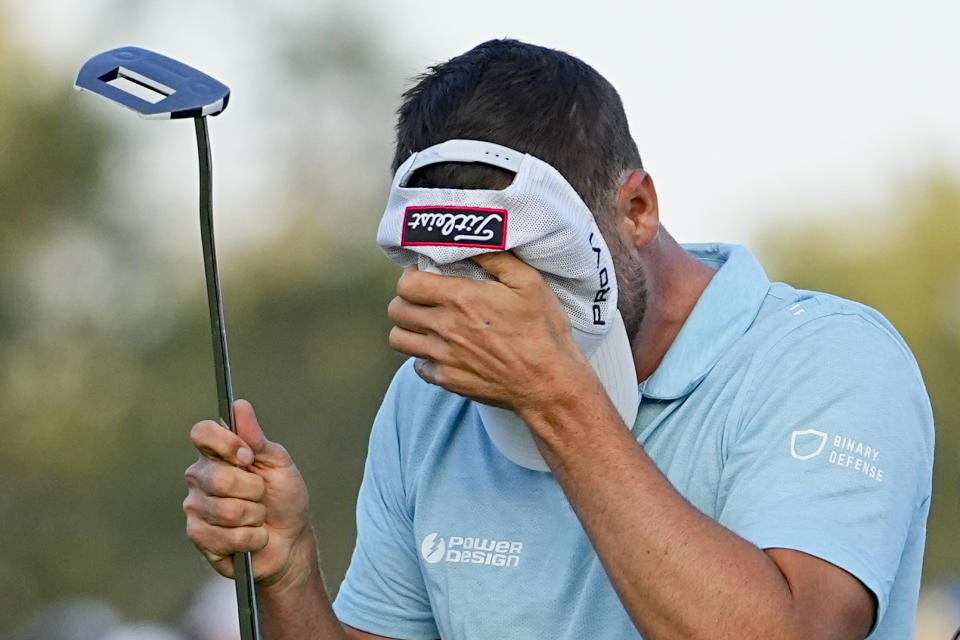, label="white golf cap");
[377,139,639,471]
